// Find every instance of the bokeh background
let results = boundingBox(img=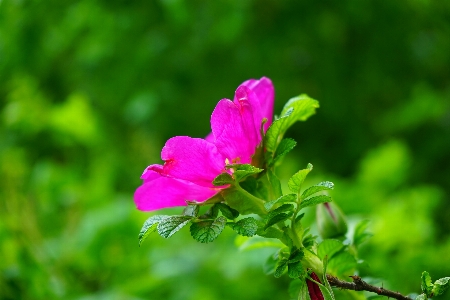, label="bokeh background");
[1,0,450,299]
